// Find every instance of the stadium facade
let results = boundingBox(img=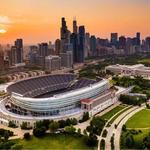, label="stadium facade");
[0,74,118,127]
